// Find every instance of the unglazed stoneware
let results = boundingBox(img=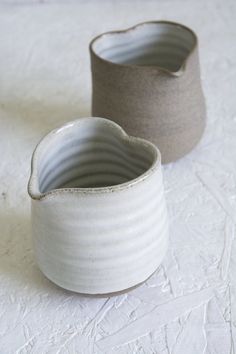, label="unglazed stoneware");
[28,117,169,295]
[90,21,206,164]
